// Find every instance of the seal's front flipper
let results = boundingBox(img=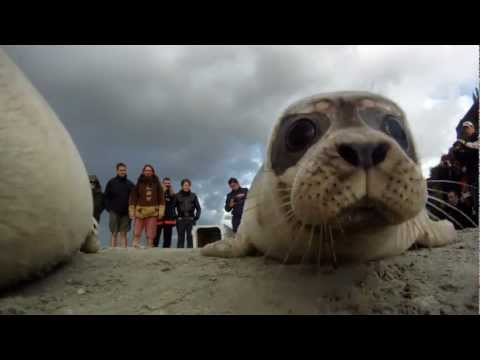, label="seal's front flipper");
[416,218,458,248]
[201,234,253,258]
[80,218,100,254]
